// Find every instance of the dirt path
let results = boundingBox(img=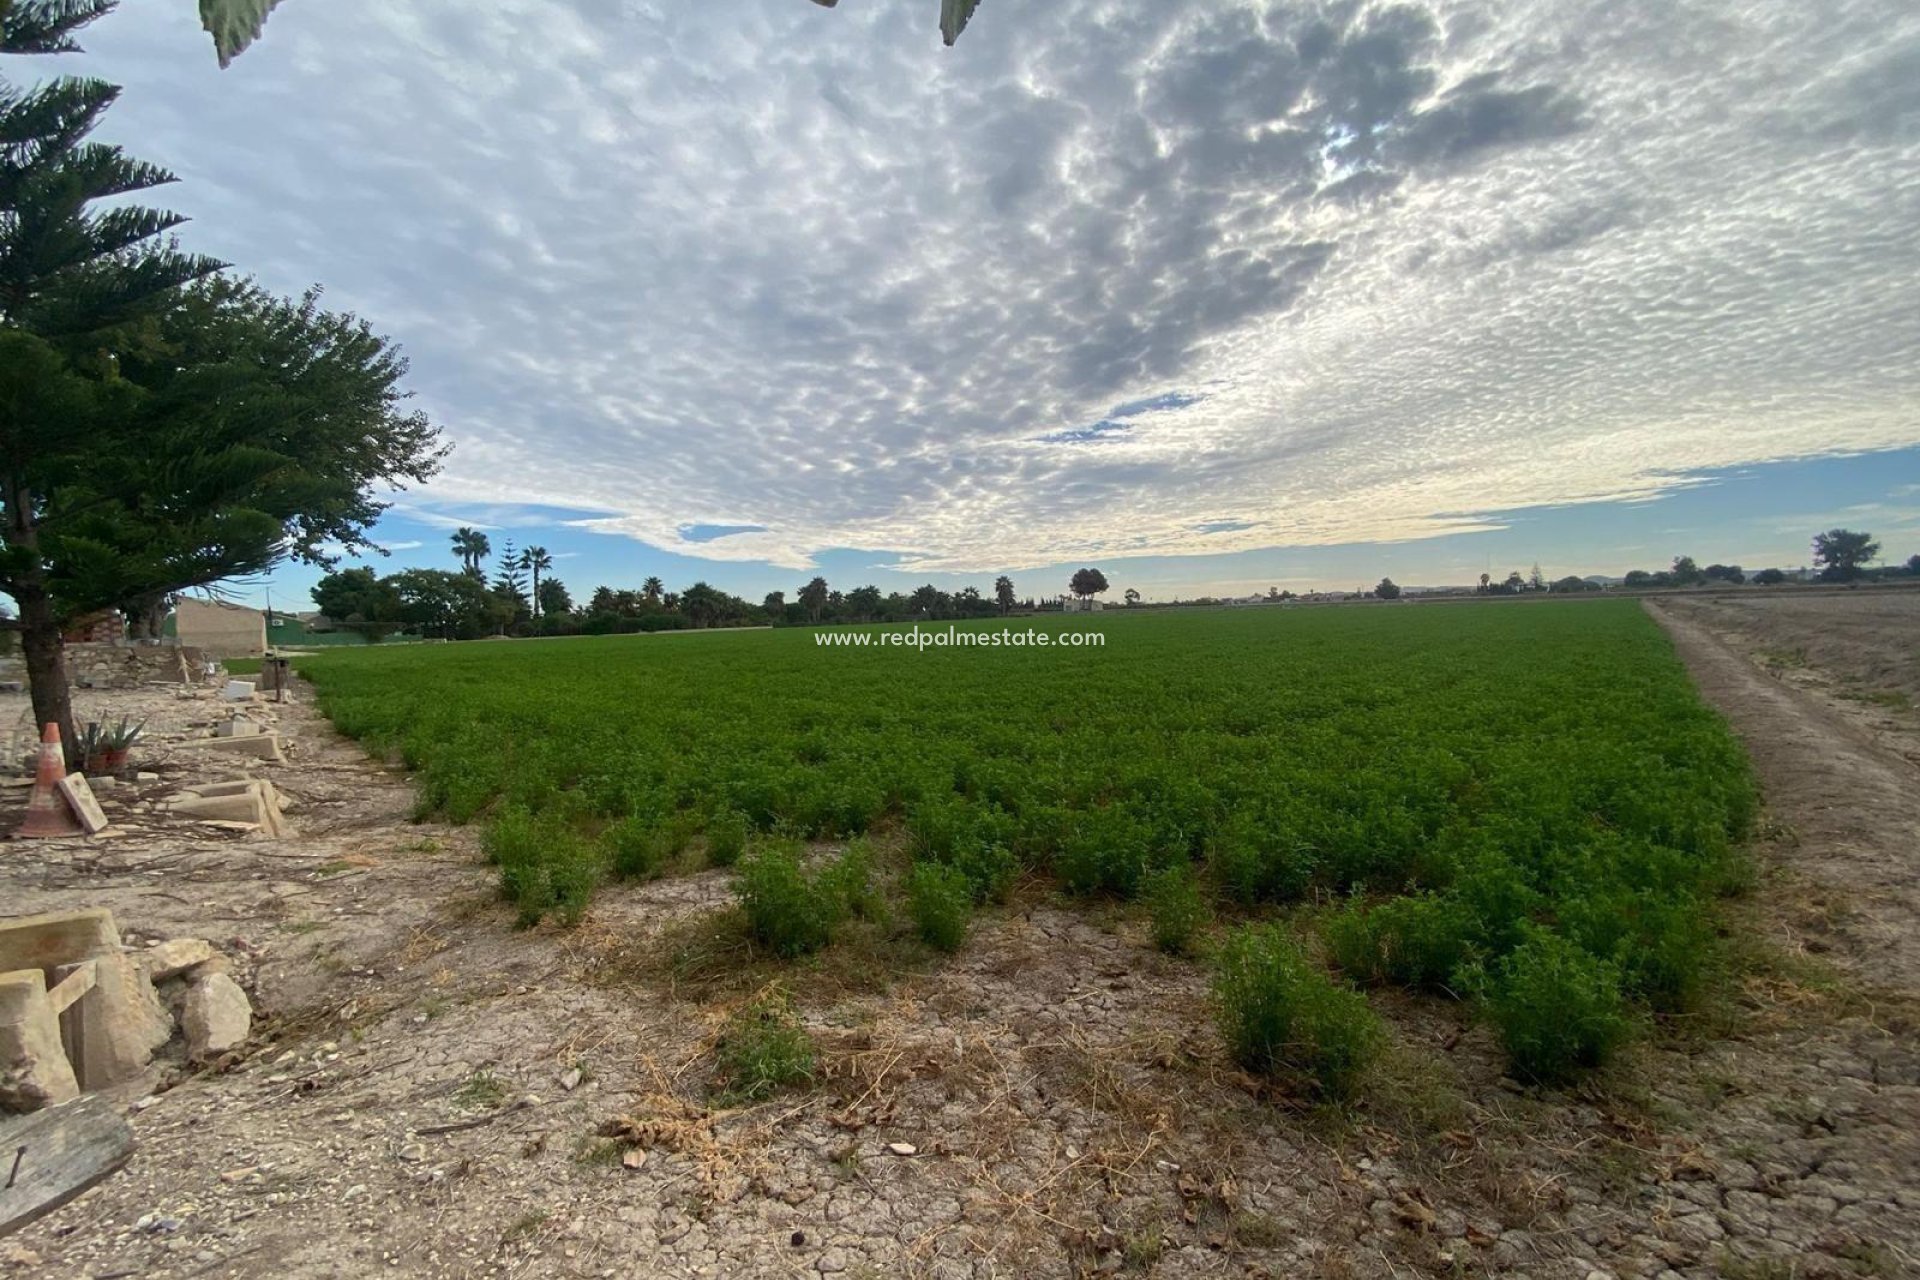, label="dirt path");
[1648,599,1920,991]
